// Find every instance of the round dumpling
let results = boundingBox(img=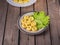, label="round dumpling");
[26,20,31,25]
[23,16,29,20]
[29,16,34,21]
[13,0,18,3]
[21,24,26,28]
[32,26,37,32]
[18,0,23,4]
[31,21,36,26]
[26,26,32,31]
[21,19,24,24]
